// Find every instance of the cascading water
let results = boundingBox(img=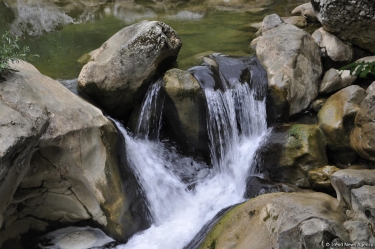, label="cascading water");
[111,56,268,249]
